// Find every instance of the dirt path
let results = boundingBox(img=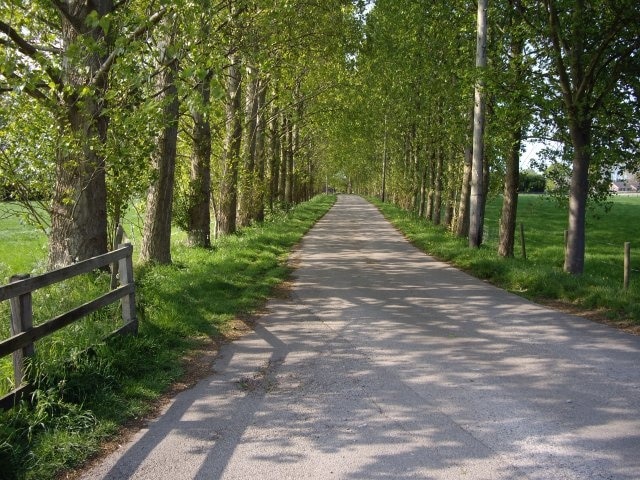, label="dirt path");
[81,195,640,479]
